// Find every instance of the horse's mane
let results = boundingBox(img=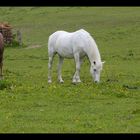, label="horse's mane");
[77,29,101,62]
